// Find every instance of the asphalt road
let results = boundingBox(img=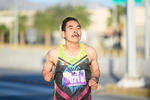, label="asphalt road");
[0,72,150,100]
